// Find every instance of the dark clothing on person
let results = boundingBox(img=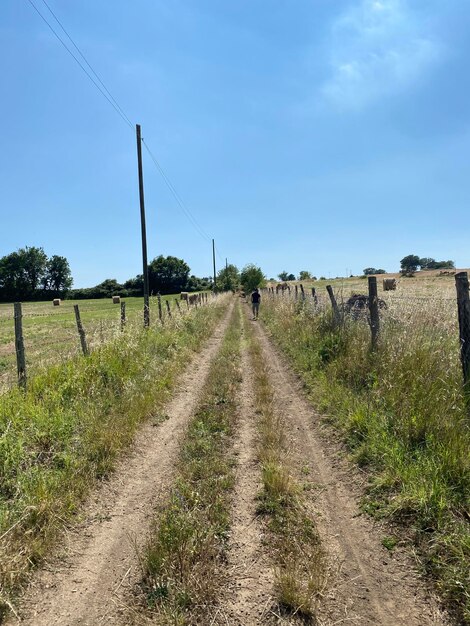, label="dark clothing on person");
[251,290,260,319]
